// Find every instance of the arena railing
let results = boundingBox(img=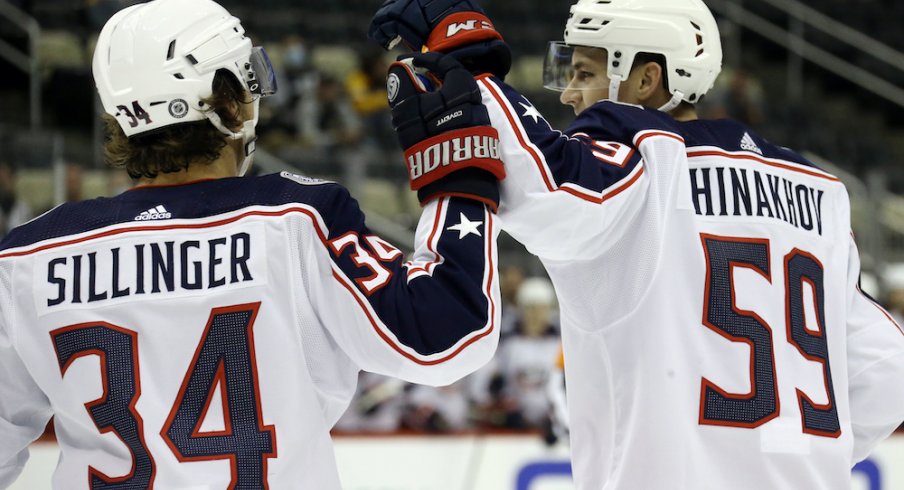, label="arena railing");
[708,0,904,109]
[0,0,42,128]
